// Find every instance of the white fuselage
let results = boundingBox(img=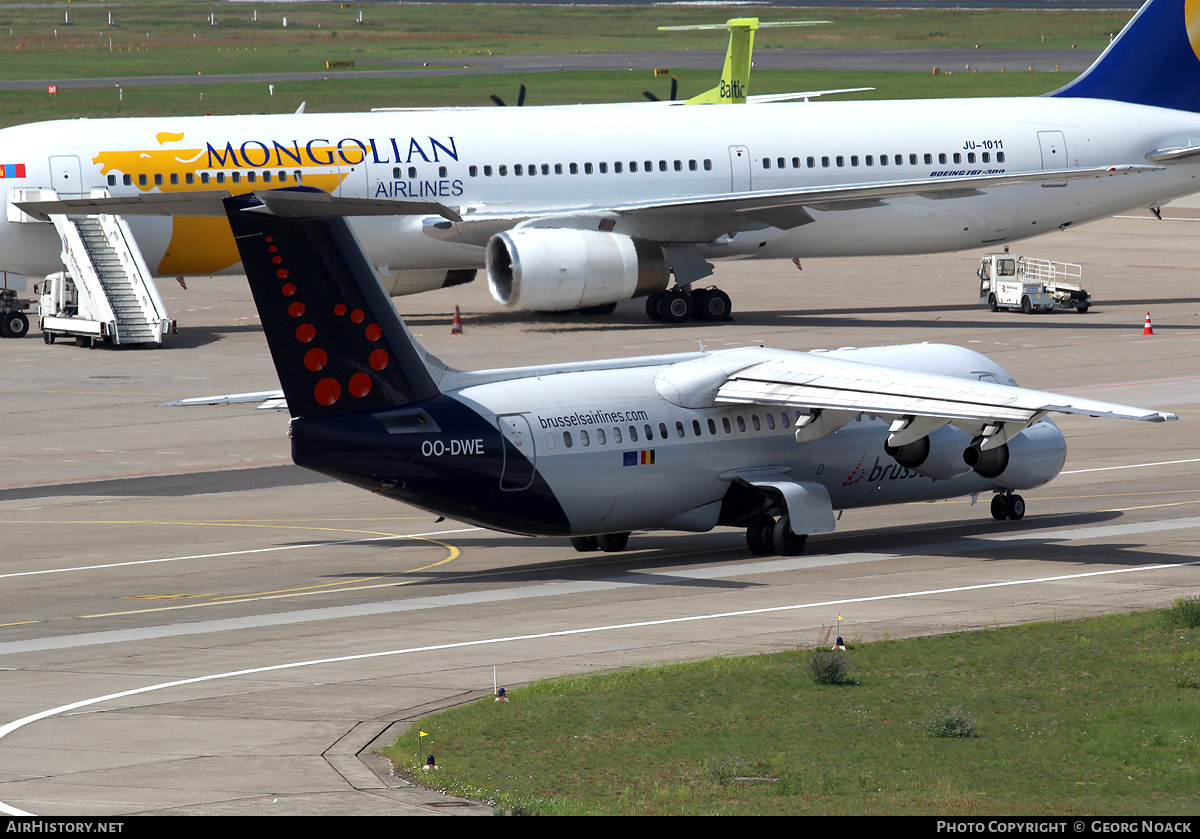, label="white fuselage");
[2,96,1198,288]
